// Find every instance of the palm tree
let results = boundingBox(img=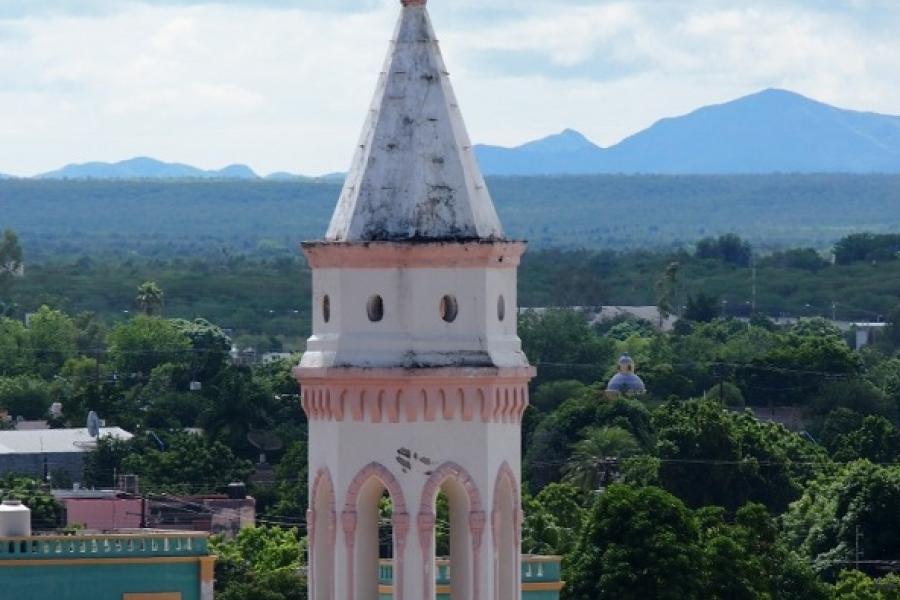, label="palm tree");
[564,426,641,492]
[136,281,164,316]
